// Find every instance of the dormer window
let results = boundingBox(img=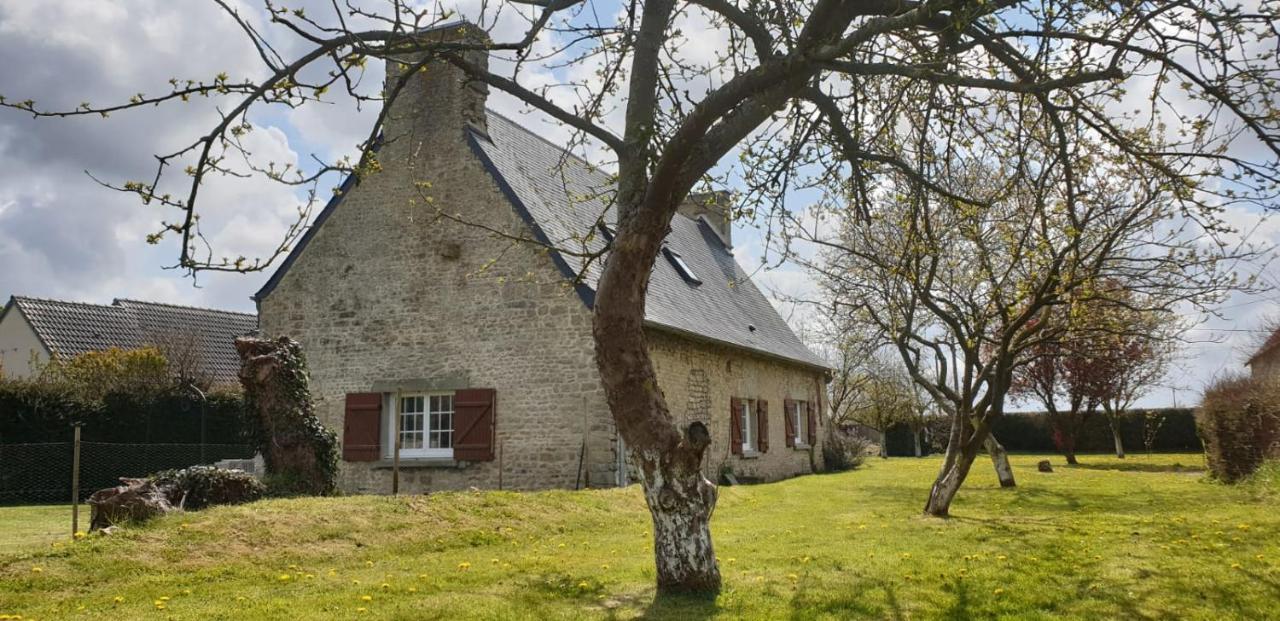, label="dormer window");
[664,248,701,285]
